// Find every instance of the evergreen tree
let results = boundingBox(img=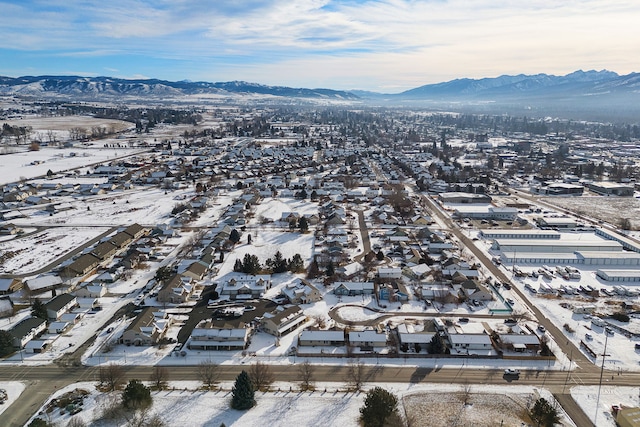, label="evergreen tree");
[122,379,152,410]
[0,330,15,357]
[288,254,305,273]
[266,251,288,274]
[298,216,309,233]
[242,254,261,275]
[233,259,243,272]
[325,261,335,278]
[154,266,173,283]
[359,387,399,427]
[31,298,48,321]
[428,333,446,354]
[530,398,560,427]
[307,259,321,279]
[229,229,241,244]
[231,370,255,410]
